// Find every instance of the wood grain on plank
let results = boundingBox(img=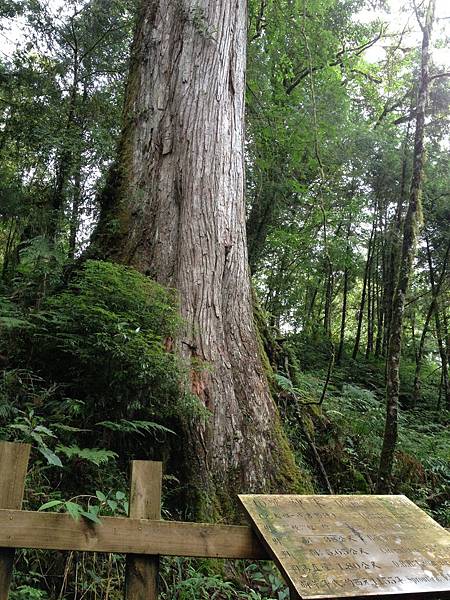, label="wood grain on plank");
[0,509,268,560]
[125,461,162,600]
[0,442,31,600]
